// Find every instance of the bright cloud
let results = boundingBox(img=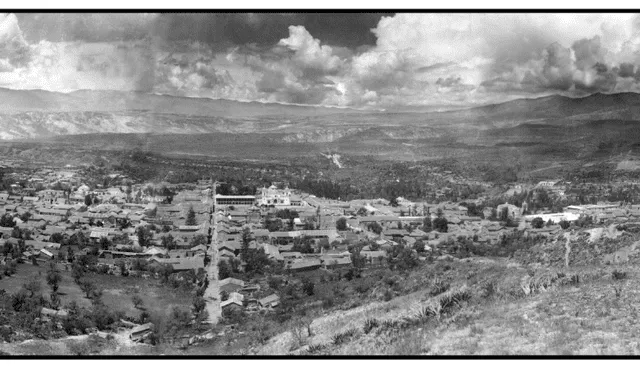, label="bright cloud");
[4,13,640,109]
